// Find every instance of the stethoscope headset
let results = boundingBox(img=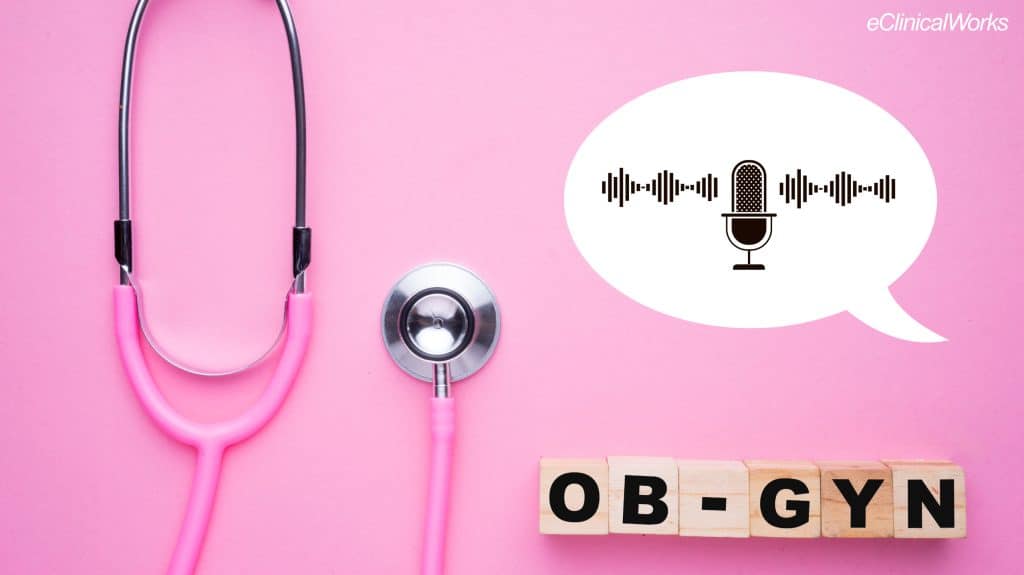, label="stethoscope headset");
[113,2,499,575]
[113,1,311,574]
